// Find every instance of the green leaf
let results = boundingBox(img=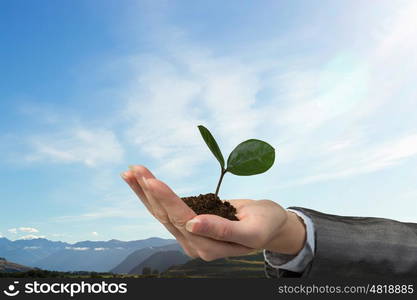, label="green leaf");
[226,139,275,176]
[198,125,225,169]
